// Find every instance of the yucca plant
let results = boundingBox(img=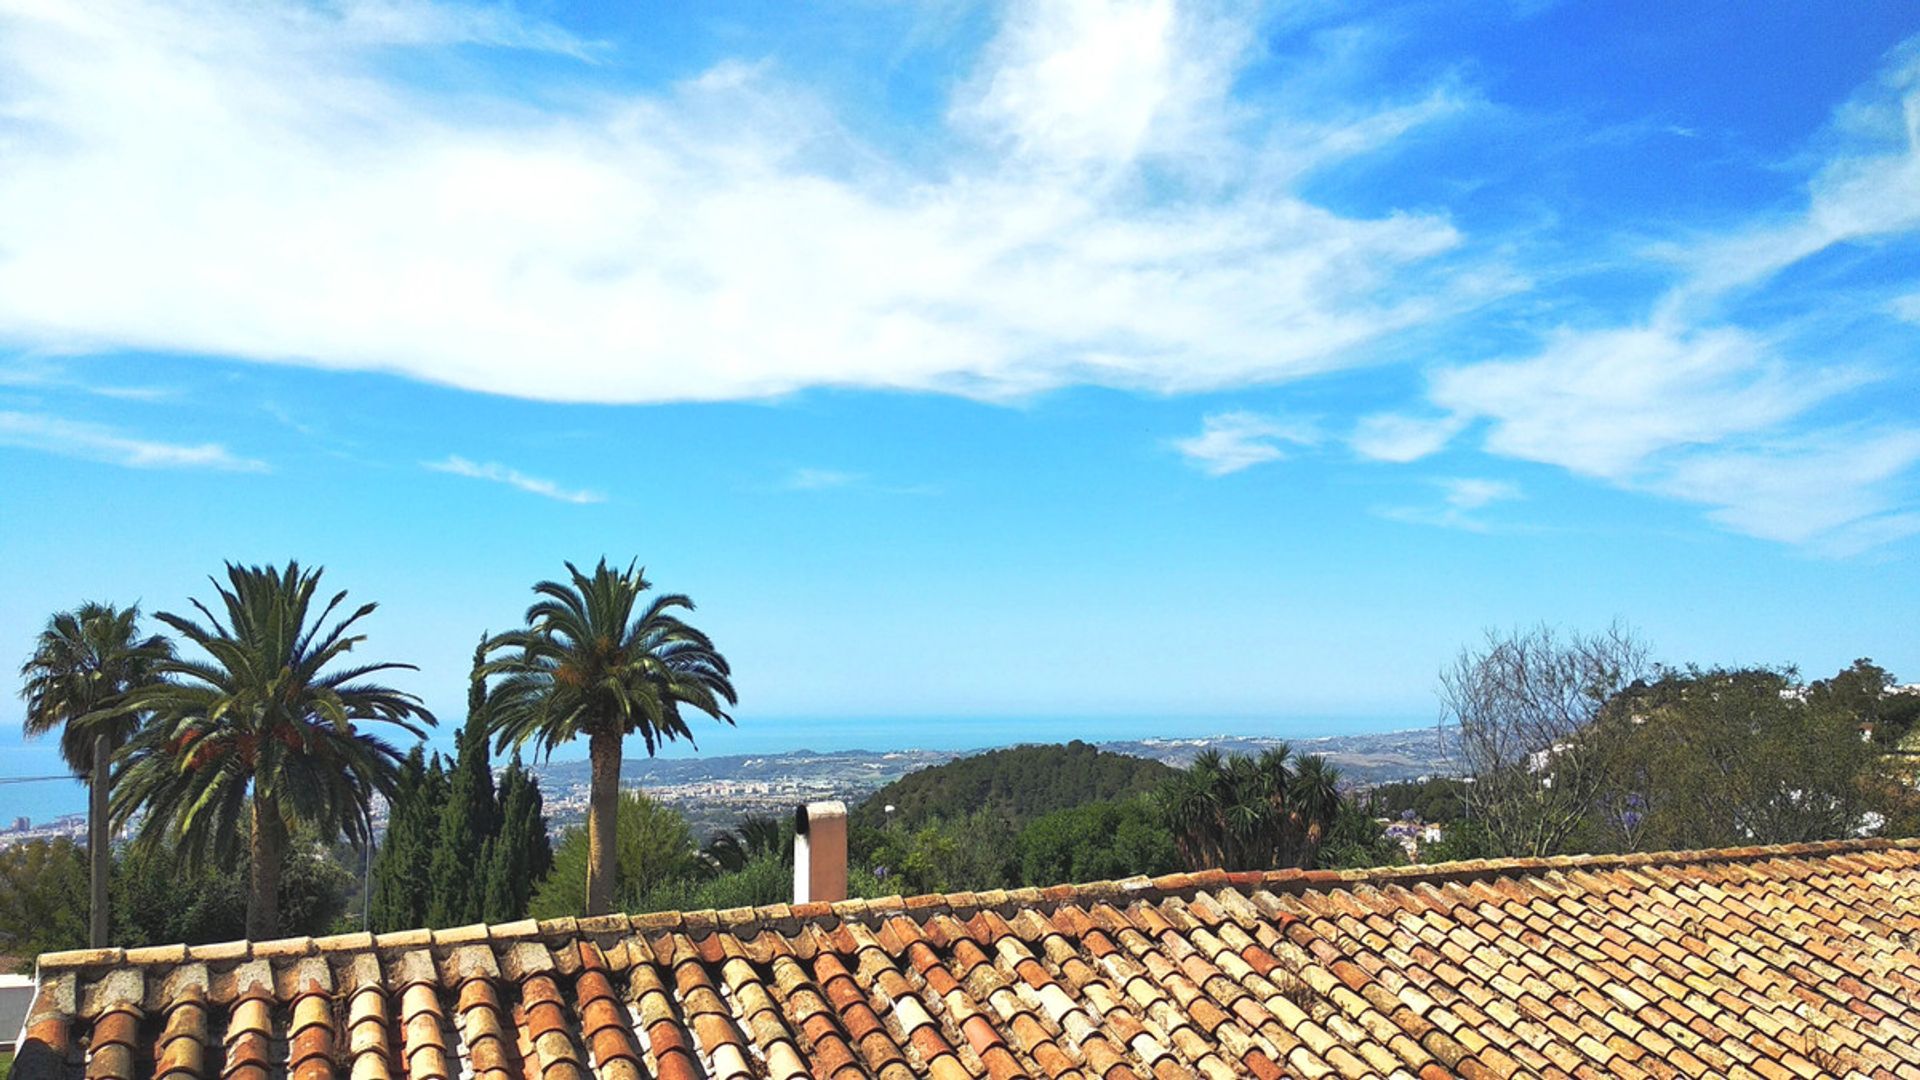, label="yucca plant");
[114,562,433,939]
[1157,745,1344,871]
[484,559,736,915]
[704,815,787,873]
[1290,754,1343,862]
